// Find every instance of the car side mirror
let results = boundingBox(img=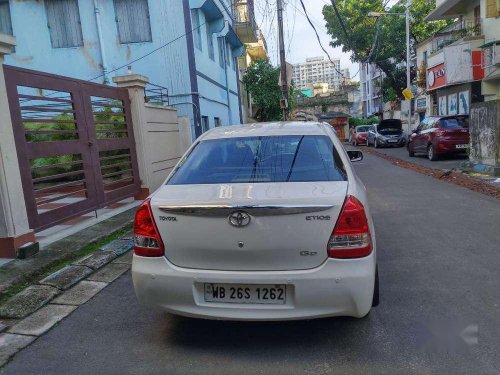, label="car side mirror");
[412,129,419,134]
[347,150,363,162]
